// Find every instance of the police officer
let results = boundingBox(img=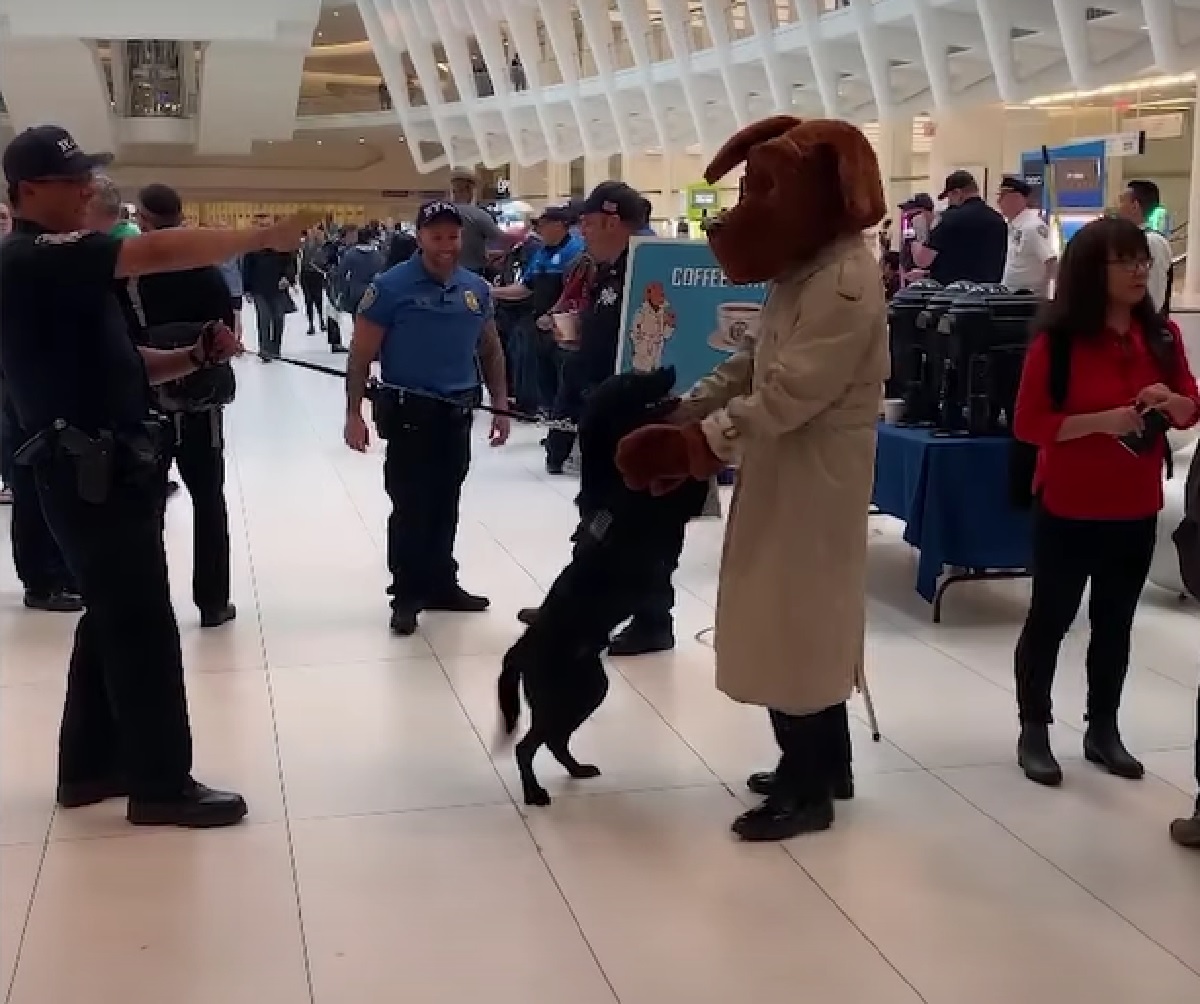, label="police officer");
[0,125,313,827]
[344,200,511,636]
[912,170,1007,285]
[524,181,679,656]
[998,176,1057,297]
